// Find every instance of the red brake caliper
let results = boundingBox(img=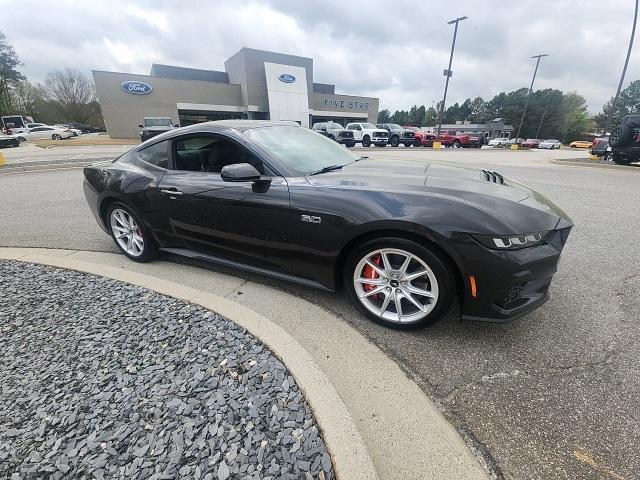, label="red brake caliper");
[363,254,382,301]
